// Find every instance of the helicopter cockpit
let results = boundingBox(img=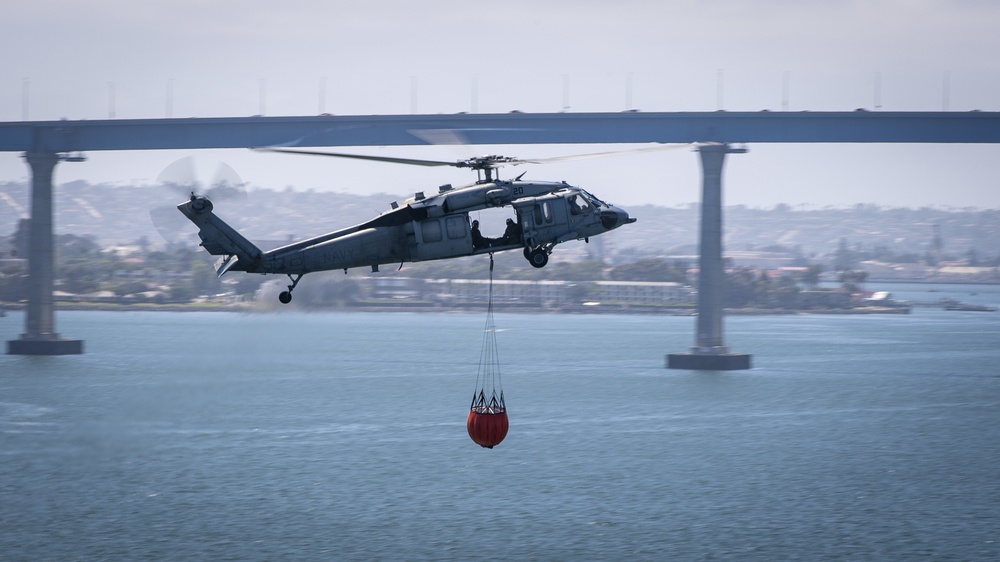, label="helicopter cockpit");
[569,190,605,216]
